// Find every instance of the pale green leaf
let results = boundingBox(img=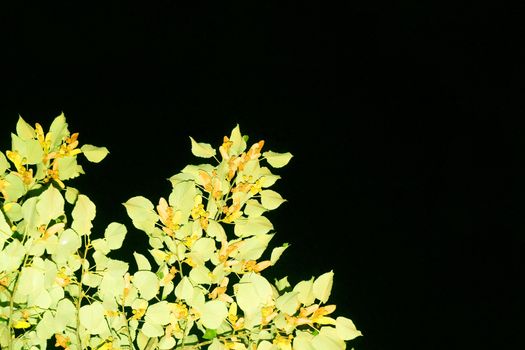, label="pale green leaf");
[260,189,286,210]
[190,137,216,158]
[0,151,9,174]
[209,338,226,350]
[11,135,43,164]
[3,202,23,222]
[201,299,228,329]
[293,331,315,350]
[145,301,171,325]
[48,112,69,151]
[55,298,76,330]
[263,151,293,168]
[17,266,45,296]
[35,310,55,341]
[229,124,247,156]
[189,264,213,285]
[79,302,106,335]
[206,219,227,241]
[57,228,82,256]
[65,186,79,204]
[276,291,300,315]
[3,173,25,202]
[175,276,194,302]
[82,271,103,288]
[236,234,273,261]
[244,199,267,217]
[134,252,152,271]
[0,210,12,243]
[311,327,346,350]
[257,340,277,350]
[293,278,316,306]
[133,271,159,301]
[190,237,216,264]
[235,272,273,315]
[234,215,273,237]
[158,336,176,350]
[336,316,362,340]
[56,156,84,180]
[36,185,64,224]
[81,144,109,163]
[123,196,159,233]
[274,276,291,292]
[16,115,35,140]
[72,194,96,235]
[91,238,110,255]
[313,271,334,304]
[270,243,289,265]
[104,222,127,250]
[142,321,164,337]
